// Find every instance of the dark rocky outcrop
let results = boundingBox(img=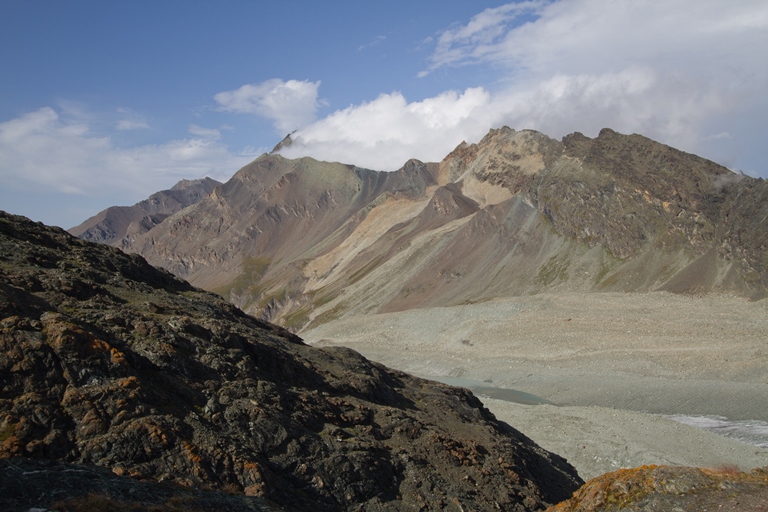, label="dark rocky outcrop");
[0,211,582,511]
[0,457,281,512]
[69,177,221,247]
